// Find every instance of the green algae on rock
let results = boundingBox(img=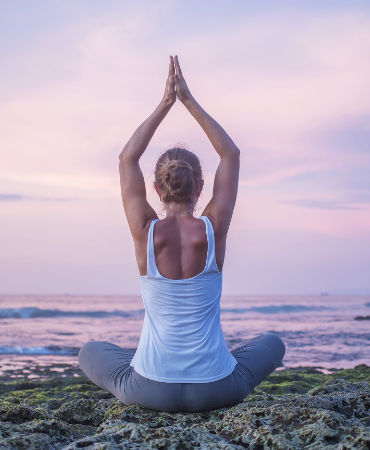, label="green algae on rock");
[0,363,369,449]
